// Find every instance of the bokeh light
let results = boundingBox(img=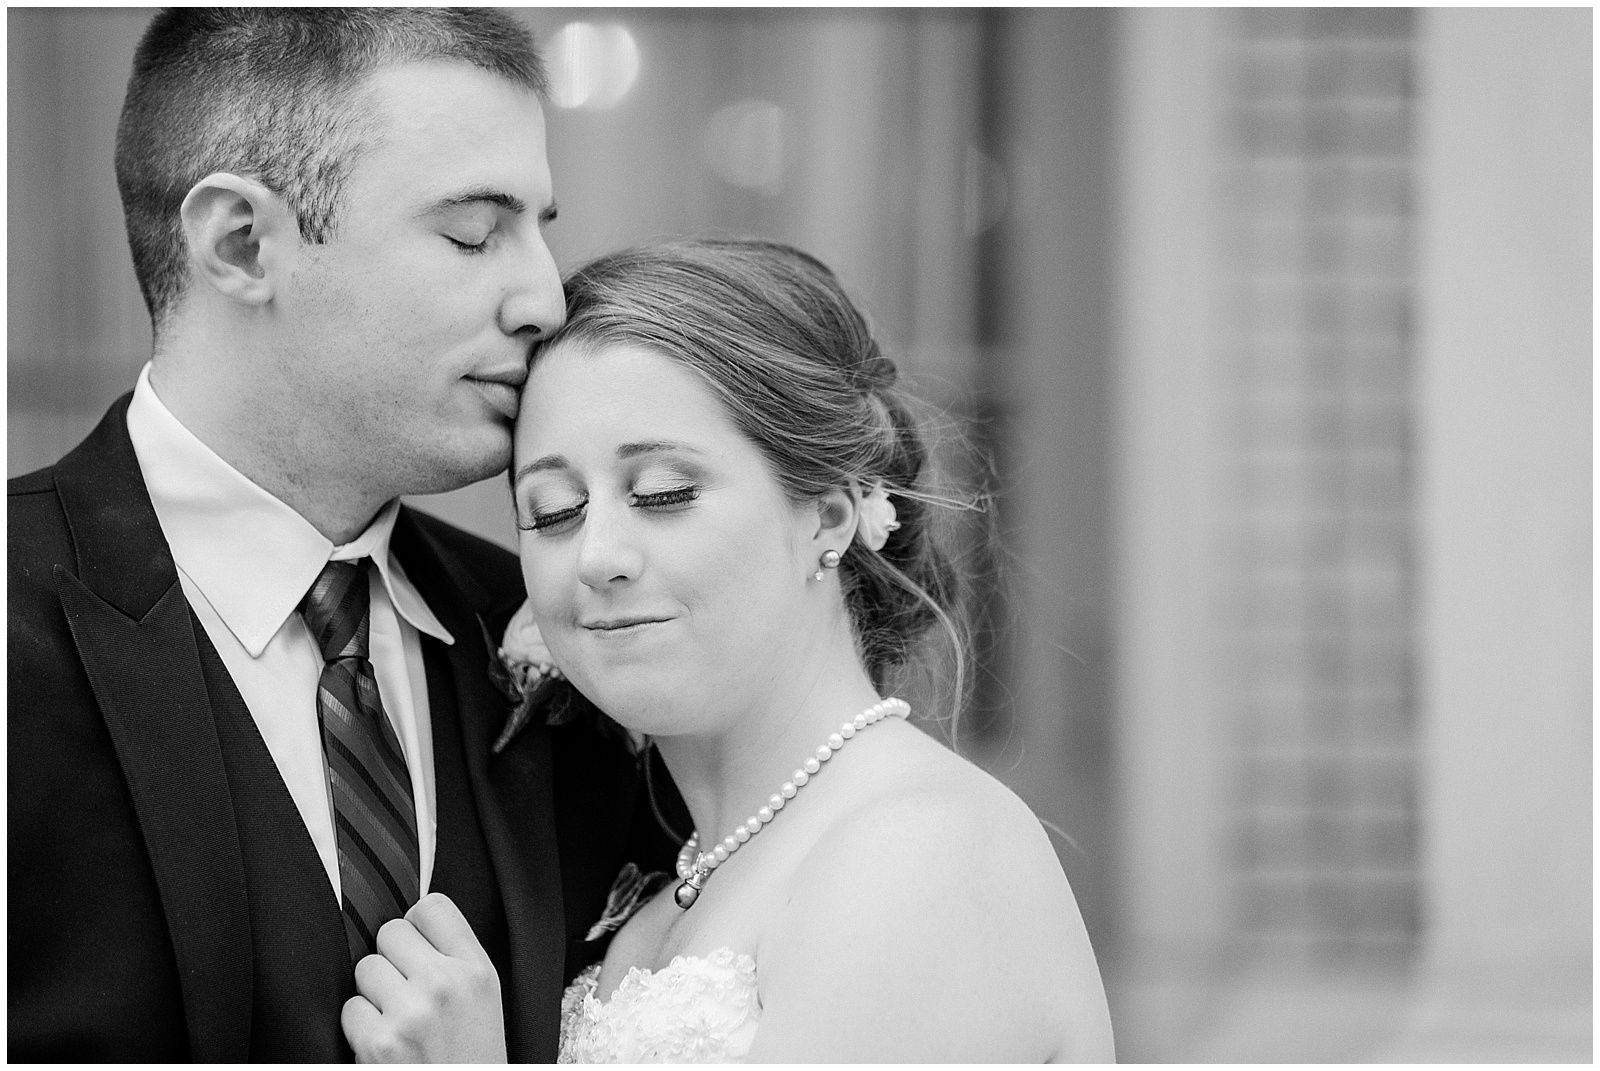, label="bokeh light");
[547,22,640,110]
